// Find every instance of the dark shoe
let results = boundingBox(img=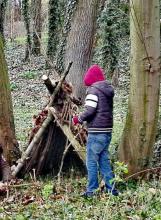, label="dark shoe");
[80,191,95,198]
[107,188,119,196]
